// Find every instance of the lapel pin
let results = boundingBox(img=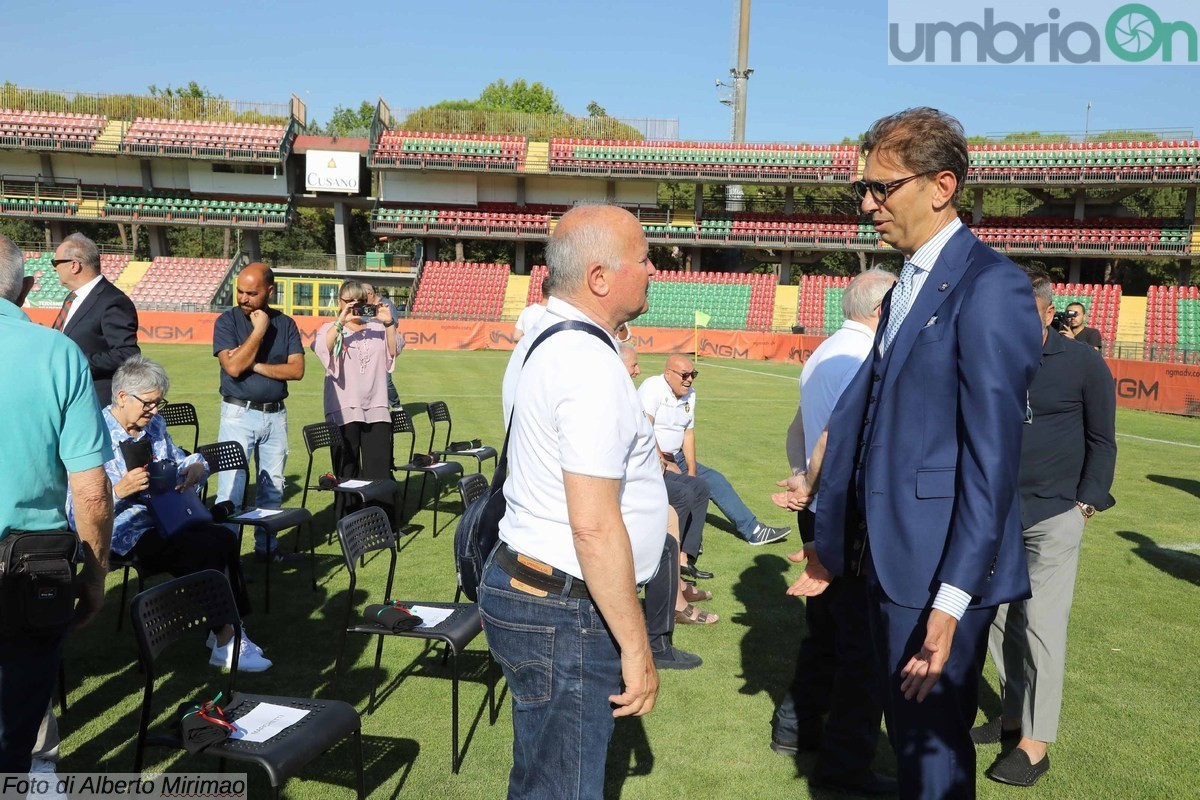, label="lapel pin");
[938,282,950,291]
